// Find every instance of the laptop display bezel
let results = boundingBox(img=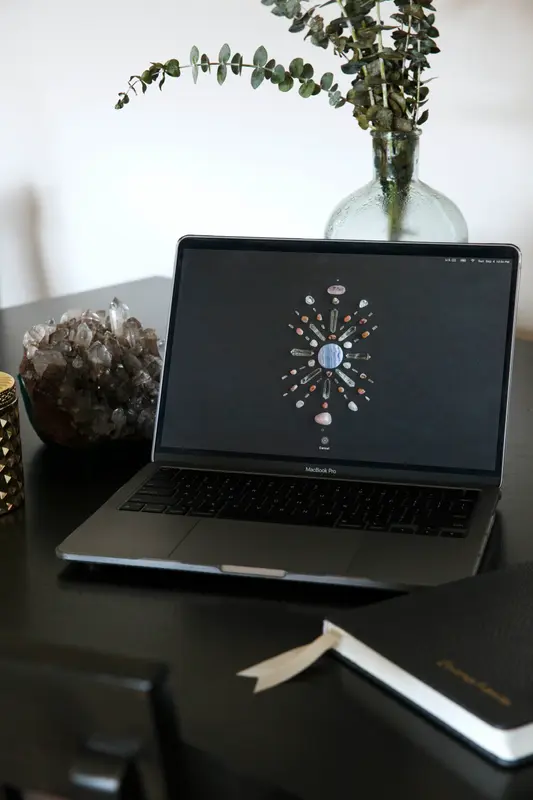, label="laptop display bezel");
[153,236,520,488]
